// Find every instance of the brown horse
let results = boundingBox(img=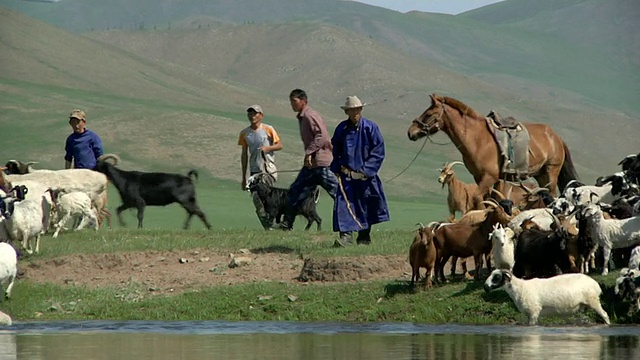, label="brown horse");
[407,94,578,198]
